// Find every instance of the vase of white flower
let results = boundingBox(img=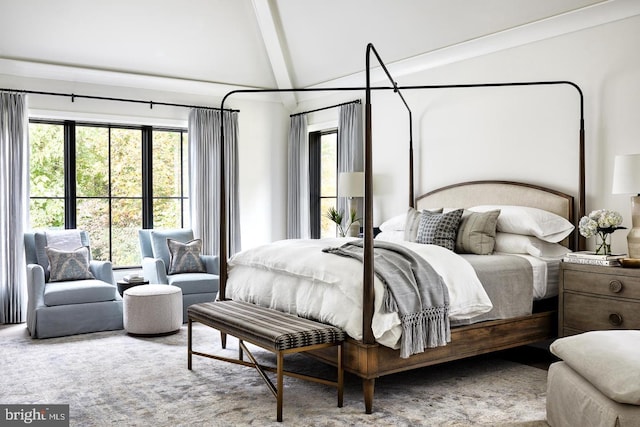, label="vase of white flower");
[578,209,626,255]
[595,231,612,256]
